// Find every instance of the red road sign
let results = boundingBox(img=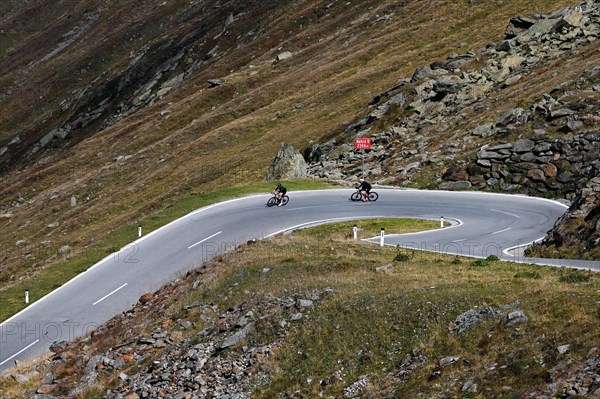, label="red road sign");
[354,137,371,150]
